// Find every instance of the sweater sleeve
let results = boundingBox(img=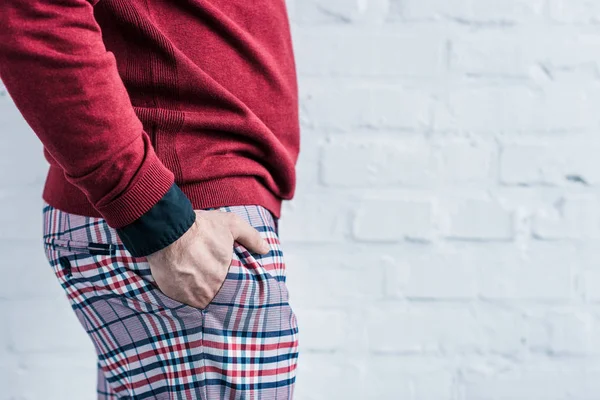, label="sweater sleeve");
[0,0,196,256]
